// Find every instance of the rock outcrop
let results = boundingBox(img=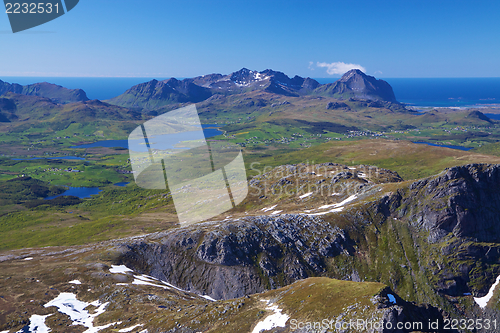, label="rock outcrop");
[402,164,500,243]
[326,101,351,110]
[119,215,351,300]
